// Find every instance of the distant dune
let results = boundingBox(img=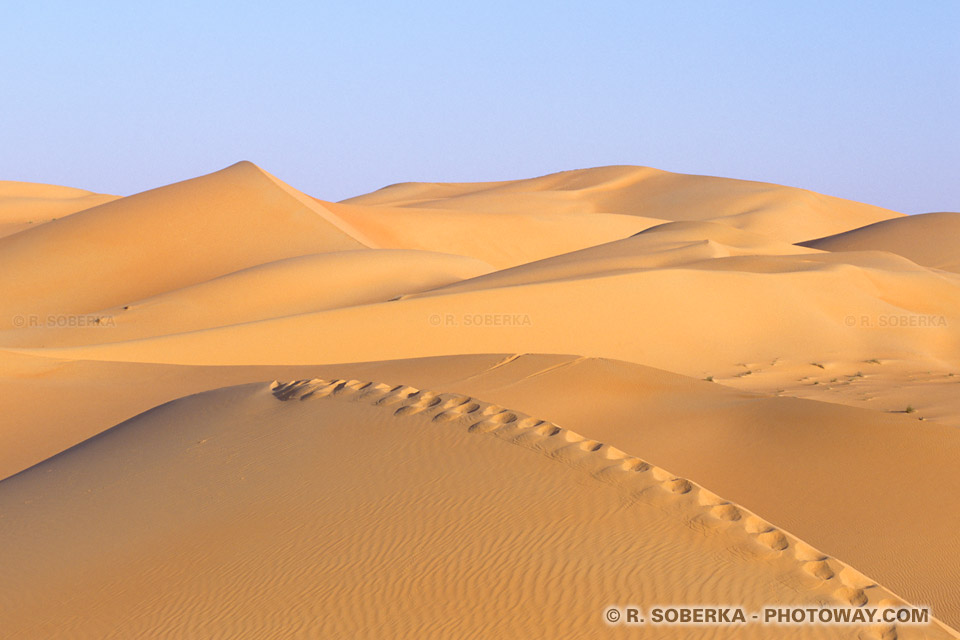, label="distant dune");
[344,165,903,243]
[0,162,371,326]
[1,162,957,637]
[0,181,118,238]
[800,211,960,273]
